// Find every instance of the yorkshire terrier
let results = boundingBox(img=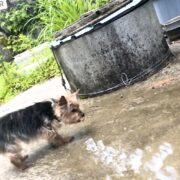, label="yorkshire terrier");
[0,91,85,170]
